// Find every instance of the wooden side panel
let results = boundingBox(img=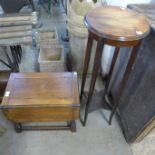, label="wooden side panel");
[3,107,80,123]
